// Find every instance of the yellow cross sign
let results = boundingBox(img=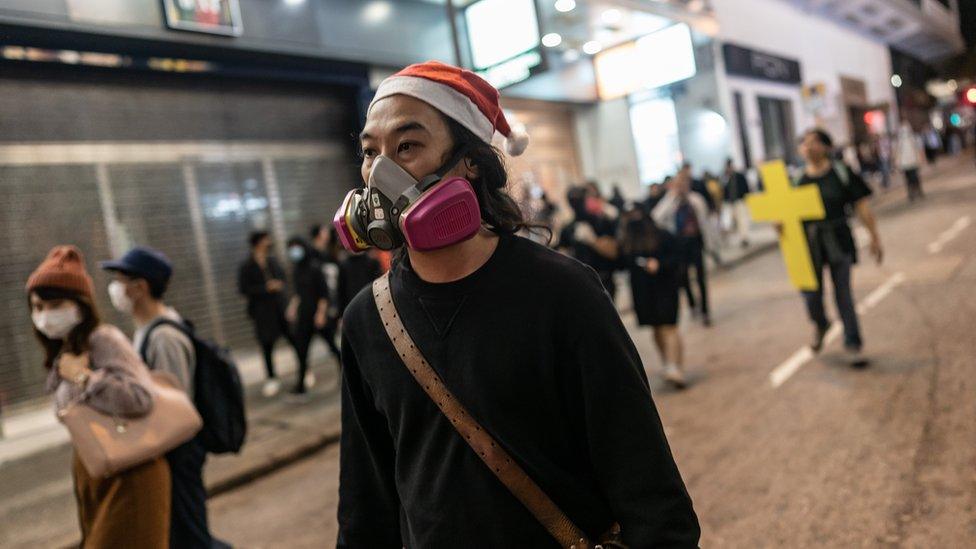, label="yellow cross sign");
[746,160,826,291]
